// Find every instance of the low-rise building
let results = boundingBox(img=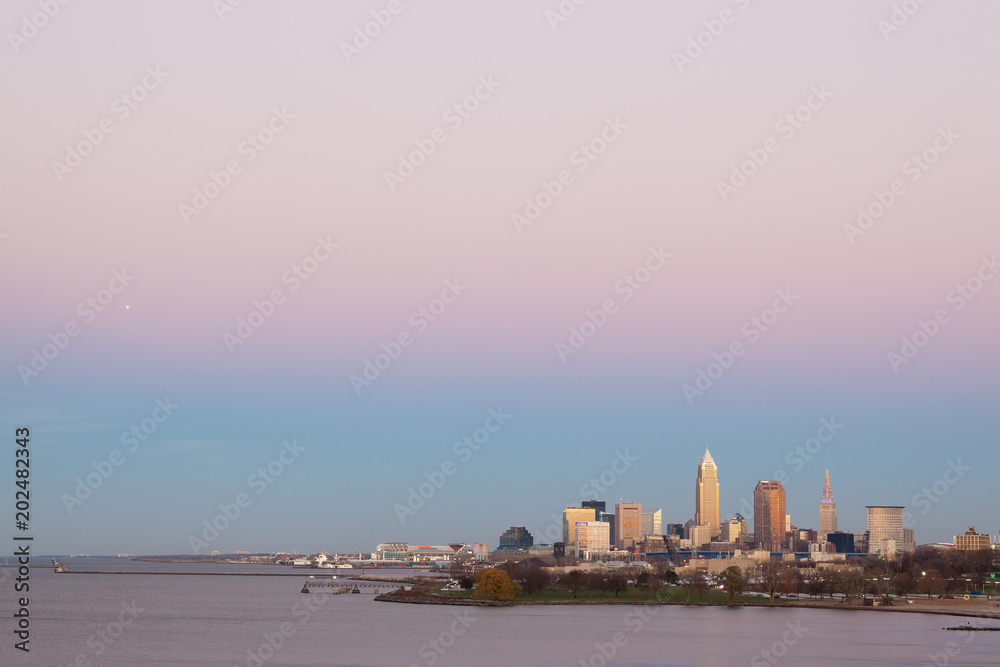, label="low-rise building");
[955,527,991,551]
